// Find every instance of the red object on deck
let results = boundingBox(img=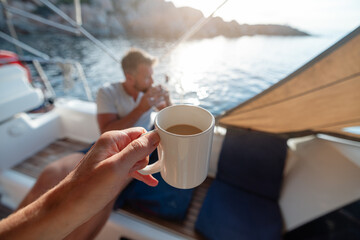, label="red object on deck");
[0,50,32,82]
